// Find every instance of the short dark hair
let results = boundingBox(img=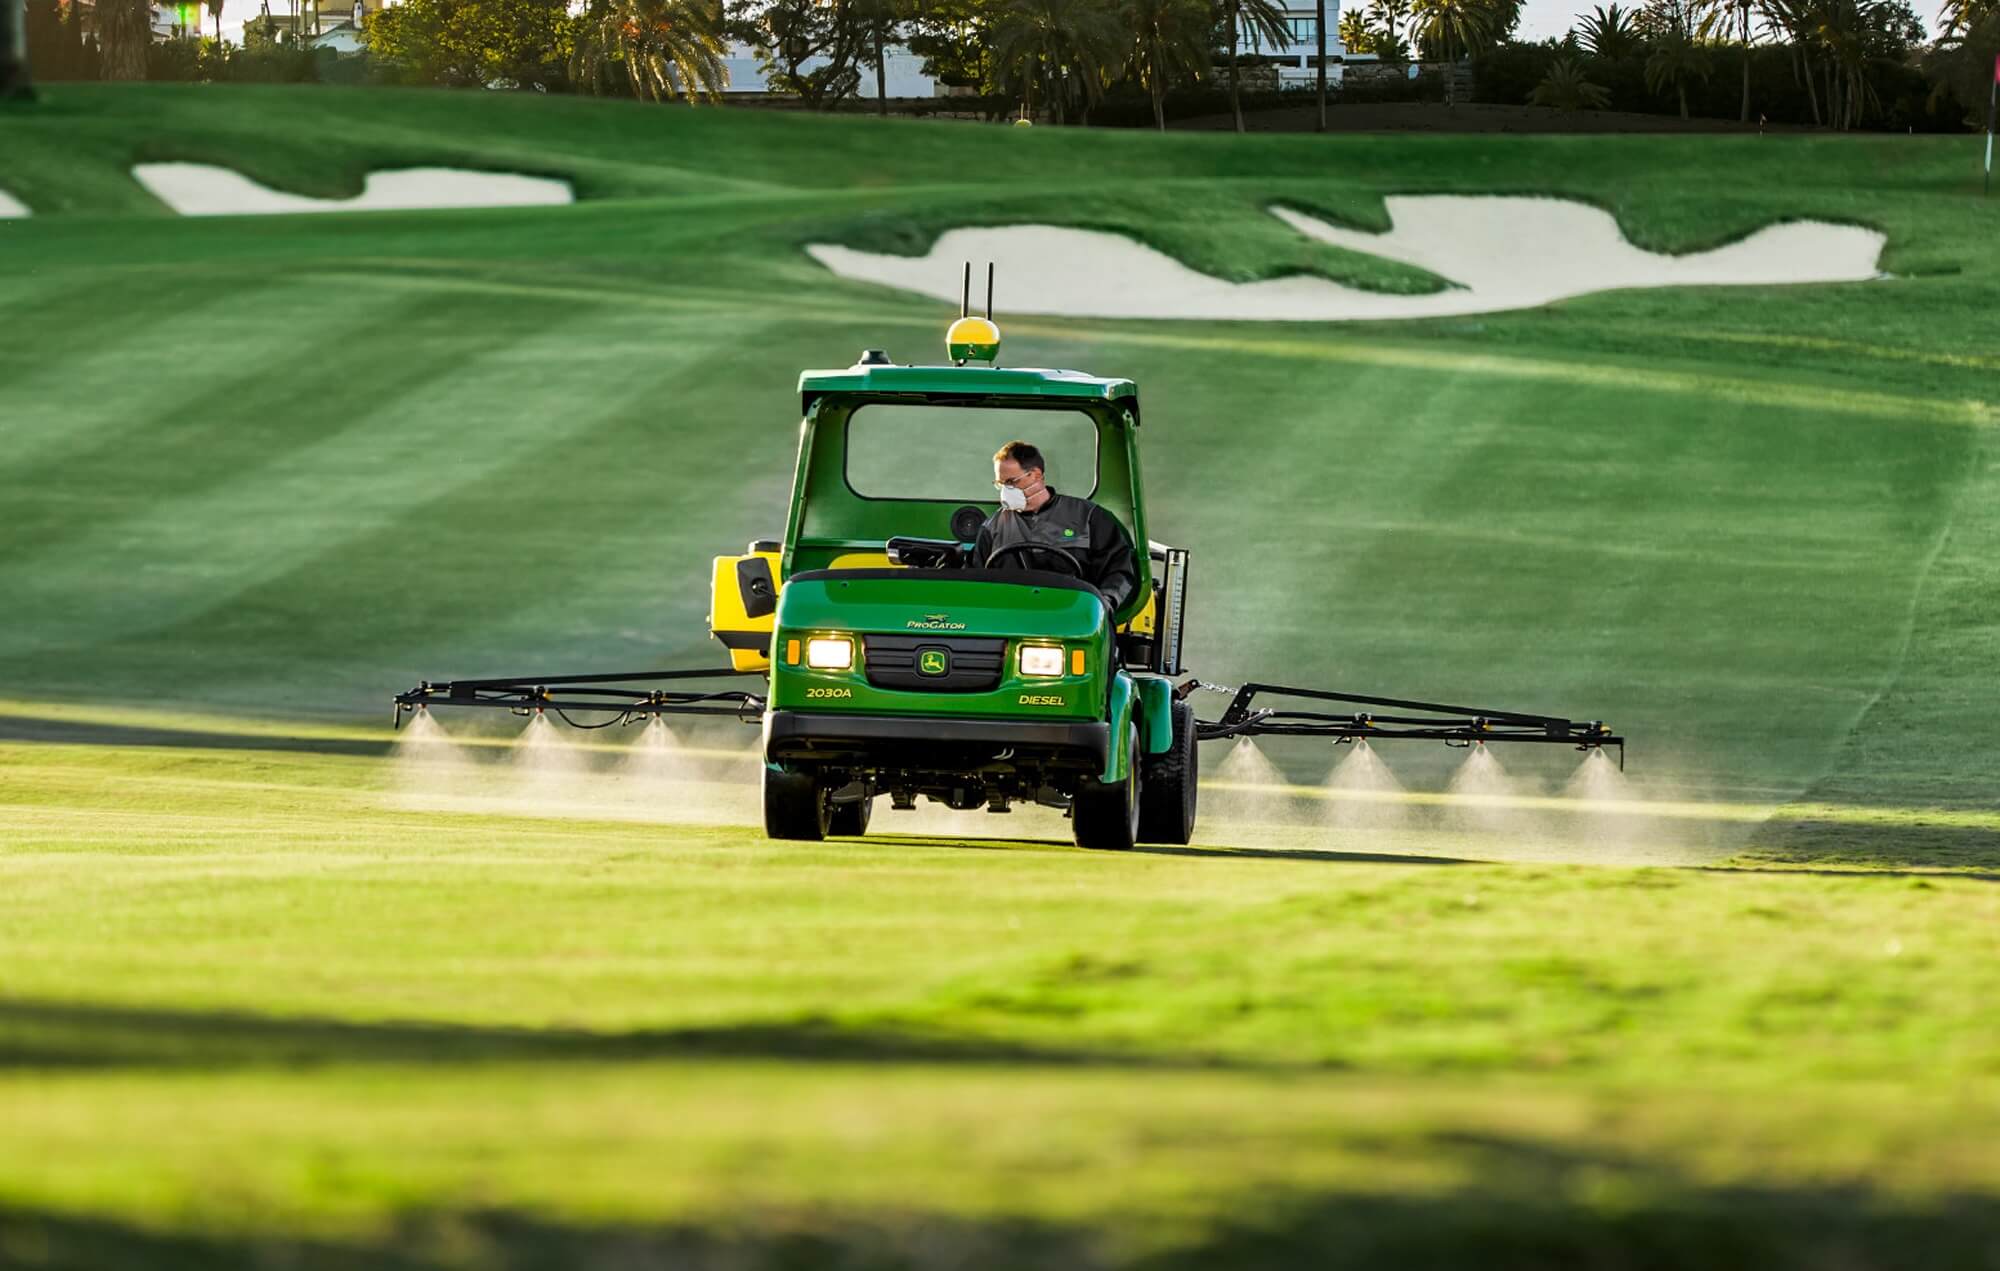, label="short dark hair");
[993,440,1045,473]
